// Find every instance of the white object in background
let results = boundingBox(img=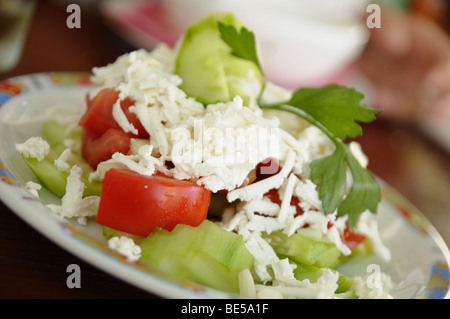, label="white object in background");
[162,0,370,88]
